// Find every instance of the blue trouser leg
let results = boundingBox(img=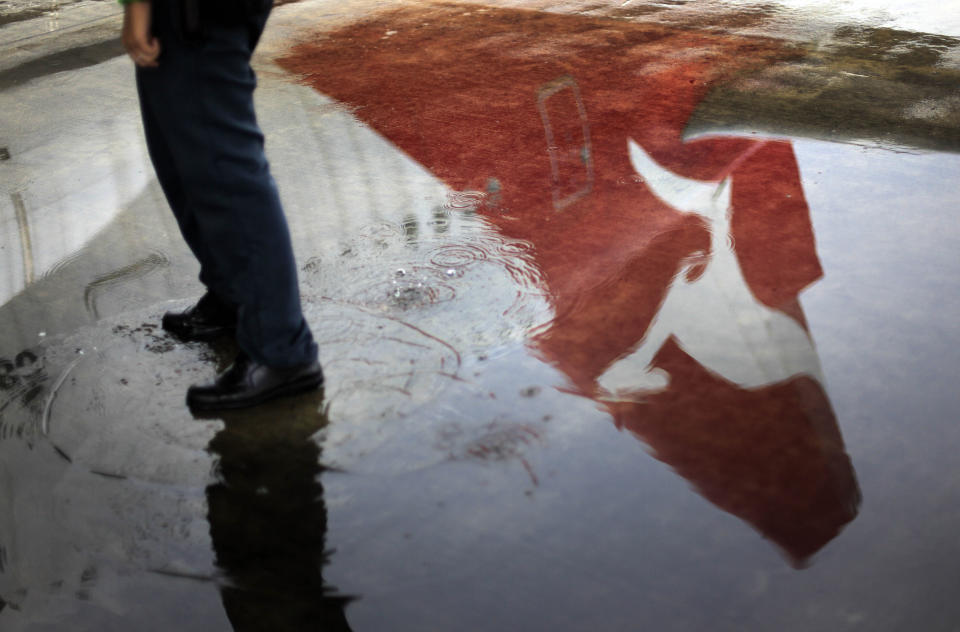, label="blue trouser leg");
[136,2,317,368]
